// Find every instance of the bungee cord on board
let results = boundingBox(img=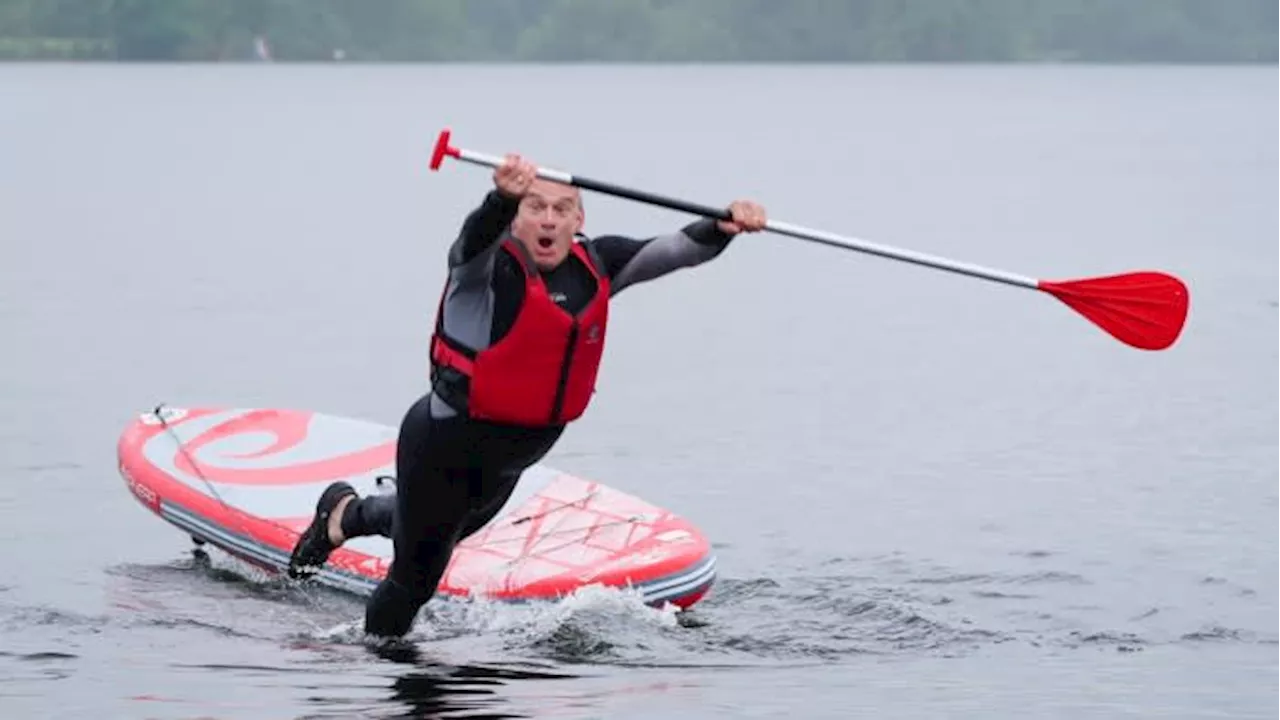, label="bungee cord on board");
[152,402,231,511]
